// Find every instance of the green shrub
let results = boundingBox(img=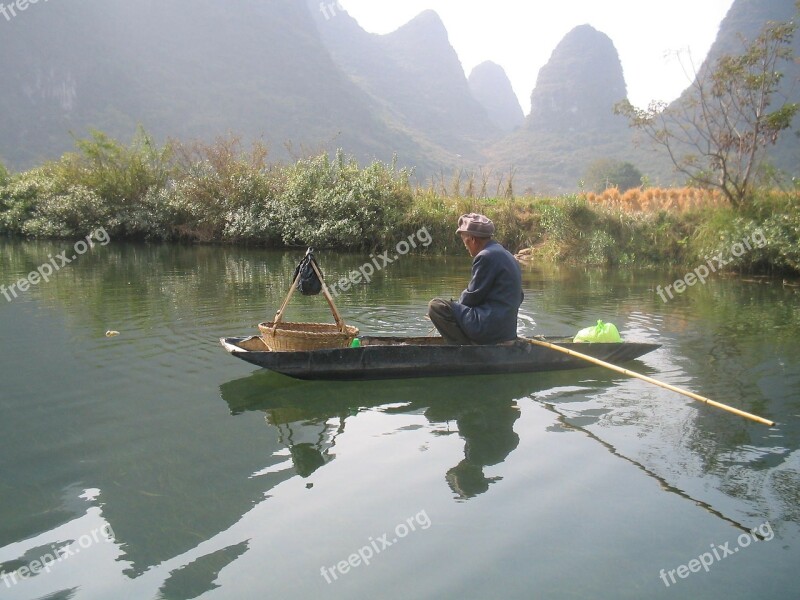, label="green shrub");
[21,185,112,238]
[52,127,172,236]
[587,229,617,264]
[688,191,800,274]
[161,170,280,243]
[122,187,175,241]
[222,201,282,244]
[759,210,800,273]
[0,167,61,235]
[277,151,412,249]
[164,137,281,243]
